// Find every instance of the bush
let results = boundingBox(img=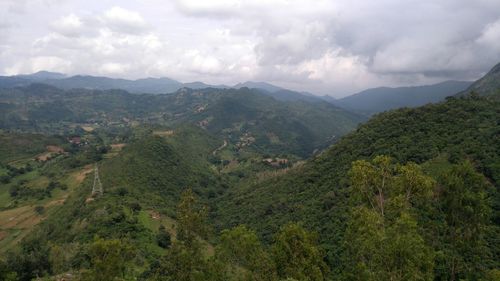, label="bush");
[35,206,45,215]
[157,225,171,249]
